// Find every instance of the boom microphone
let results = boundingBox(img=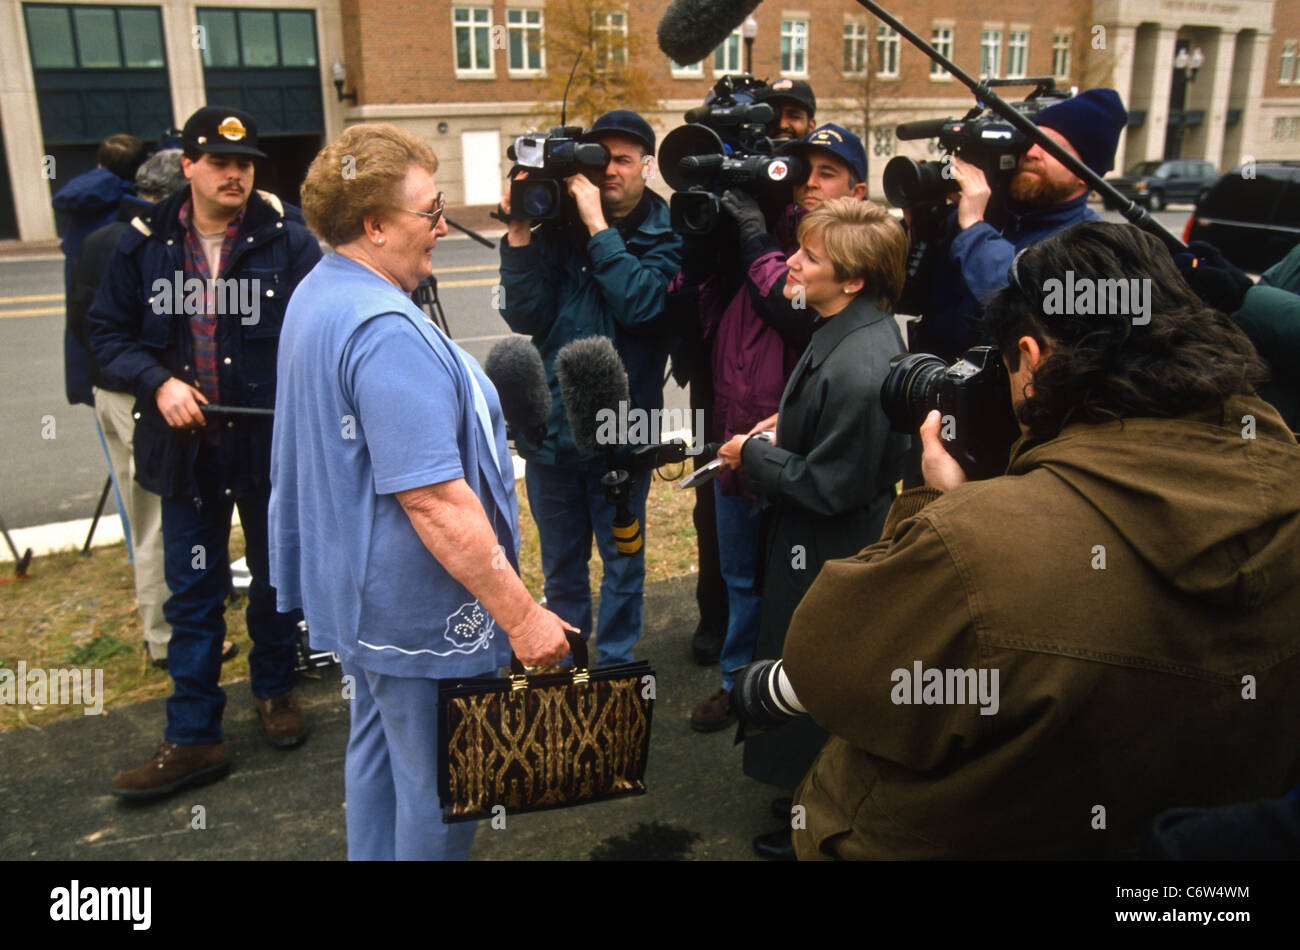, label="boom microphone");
[484,336,551,446]
[554,336,630,460]
[657,0,763,68]
[895,118,949,141]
